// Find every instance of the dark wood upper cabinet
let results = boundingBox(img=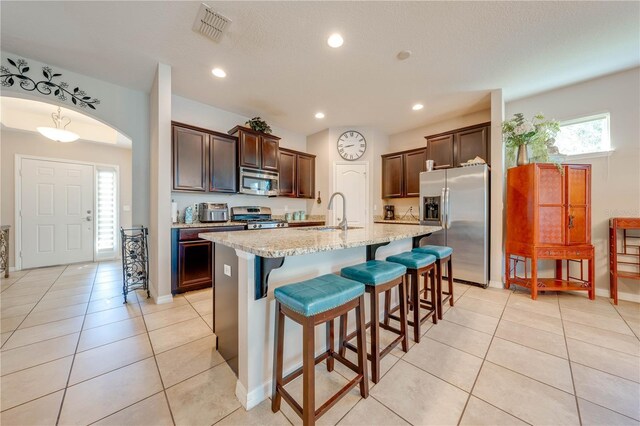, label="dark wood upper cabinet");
[261,135,280,171]
[278,149,297,197]
[238,131,260,169]
[172,122,238,193]
[382,148,426,199]
[210,134,237,193]
[456,126,490,166]
[425,122,491,170]
[172,126,208,192]
[296,153,315,199]
[426,134,454,170]
[404,149,427,197]
[381,153,404,198]
[278,148,315,199]
[229,126,280,171]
